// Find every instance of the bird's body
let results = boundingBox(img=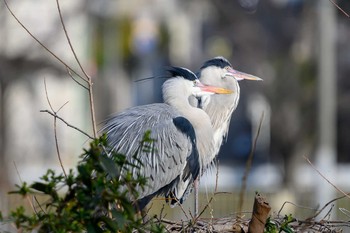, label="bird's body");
[100,67,232,210]
[196,57,262,171]
[103,103,200,209]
